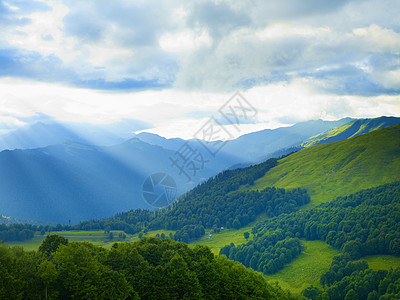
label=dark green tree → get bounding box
[38,234,68,258]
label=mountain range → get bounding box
[1,116,399,224]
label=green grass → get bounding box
[302,121,354,147]
[7,234,46,251]
[362,255,400,270]
[265,240,339,294]
[189,225,253,255]
[6,230,131,250]
[142,229,176,239]
[302,117,400,148]
[188,214,266,255]
[250,124,400,206]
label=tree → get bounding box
[108,232,114,241]
[38,261,57,300]
[244,232,250,240]
[233,217,241,229]
[38,234,68,258]
[53,243,132,298]
[301,285,322,299]
[164,254,202,299]
[345,289,358,300]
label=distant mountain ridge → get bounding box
[135,118,355,164]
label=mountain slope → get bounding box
[0,139,233,224]
[302,116,400,147]
[251,123,400,205]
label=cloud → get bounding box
[0,0,399,98]
[0,0,50,26]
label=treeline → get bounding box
[220,237,303,274]
[173,225,205,243]
[153,187,310,230]
[73,209,158,233]
[223,181,400,276]
[0,223,35,242]
[0,235,301,299]
[180,158,278,197]
[69,186,309,236]
[302,254,400,299]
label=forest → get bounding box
[0,223,35,242]
[302,254,400,299]
[0,235,300,299]
[222,181,400,299]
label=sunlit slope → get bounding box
[252,124,400,205]
[265,240,339,294]
[302,116,400,147]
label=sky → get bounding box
[0,0,399,139]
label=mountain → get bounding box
[4,121,400,299]
[302,116,400,147]
[134,132,186,151]
[135,118,355,165]
[87,123,400,298]
[251,123,400,205]
[0,138,234,224]
[1,117,395,224]
[0,118,150,151]
[221,118,354,162]
[76,124,400,235]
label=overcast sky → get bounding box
[0,0,399,139]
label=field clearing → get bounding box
[363,255,400,270]
[7,234,46,251]
[6,230,130,250]
[189,225,253,255]
[142,229,176,239]
[188,214,267,254]
[265,240,339,294]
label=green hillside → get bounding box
[265,240,339,294]
[302,116,400,148]
[252,124,400,205]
